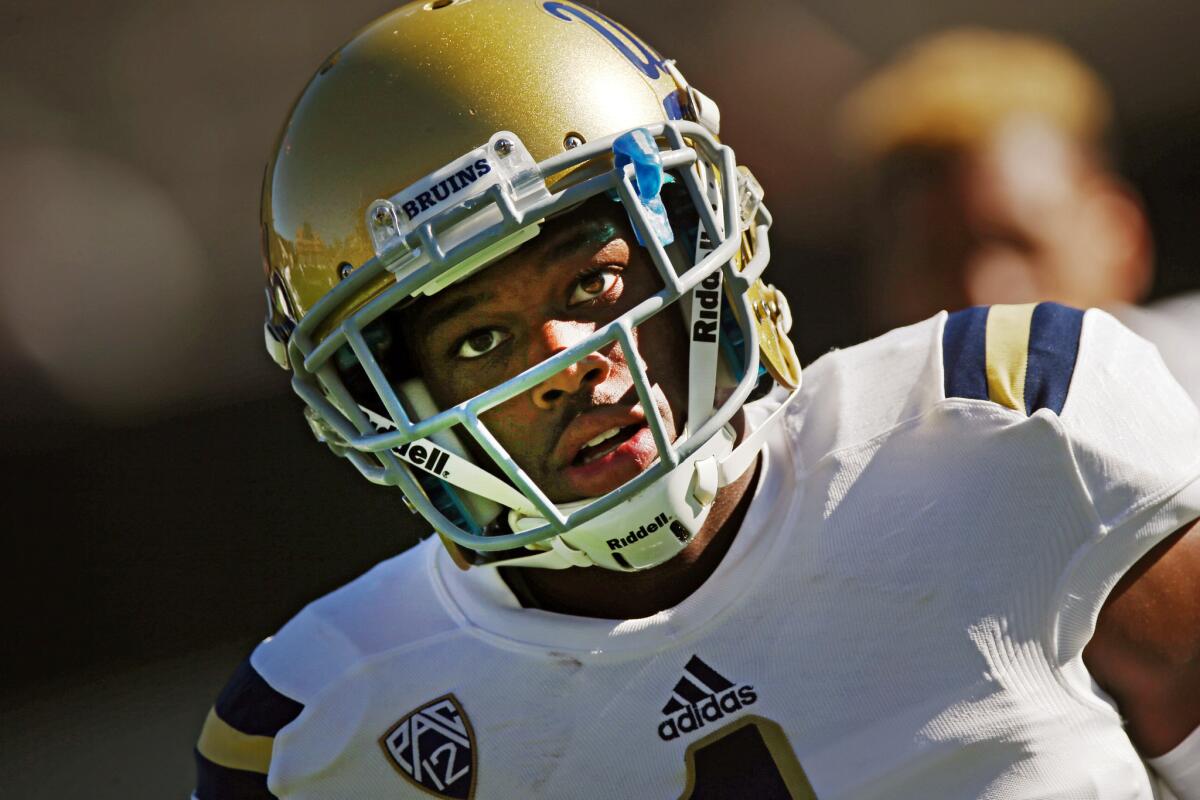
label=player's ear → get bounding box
[1081,175,1154,304]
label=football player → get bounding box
[195,3,1200,798]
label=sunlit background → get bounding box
[2,1,1197,796]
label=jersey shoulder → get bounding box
[942,301,1200,526]
[255,537,457,695]
[941,301,1084,415]
[791,302,1199,489]
[785,312,946,466]
[194,538,458,798]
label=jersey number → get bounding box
[679,715,817,799]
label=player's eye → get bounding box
[456,328,510,359]
[568,268,621,307]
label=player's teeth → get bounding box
[581,439,623,464]
[583,426,622,448]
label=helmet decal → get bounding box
[542,2,667,80]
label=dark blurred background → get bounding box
[2,1,1197,797]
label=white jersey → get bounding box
[195,304,1200,800]
[1109,292,1200,404]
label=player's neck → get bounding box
[499,452,761,619]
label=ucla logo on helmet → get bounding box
[380,694,477,800]
[542,1,667,79]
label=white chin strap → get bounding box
[491,385,800,571]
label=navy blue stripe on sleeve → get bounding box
[195,750,277,800]
[215,658,304,737]
[942,305,991,401]
[1024,302,1084,415]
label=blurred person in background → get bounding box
[839,28,1200,400]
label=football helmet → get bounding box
[262,0,801,571]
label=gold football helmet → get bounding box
[262,0,801,571]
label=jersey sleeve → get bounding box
[194,655,305,800]
[941,302,1200,666]
[942,301,1200,526]
[1057,307,1200,529]
[1048,307,1200,669]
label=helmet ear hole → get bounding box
[328,310,417,418]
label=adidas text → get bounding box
[657,687,758,741]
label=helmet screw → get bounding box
[494,138,513,157]
[337,262,354,280]
[563,133,584,150]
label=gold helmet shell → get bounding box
[262,0,688,353]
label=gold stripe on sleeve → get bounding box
[984,303,1037,412]
[196,707,274,775]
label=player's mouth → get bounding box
[555,407,662,497]
[572,423,644,465]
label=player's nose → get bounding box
[530,321,610,410]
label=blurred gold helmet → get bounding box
[261,0,801,571]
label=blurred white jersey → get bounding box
[1110,292,1200,404]
[195,304,1200,800]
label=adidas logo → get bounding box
[657,655,757,741]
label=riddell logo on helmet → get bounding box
[607,512,674,550]
[692,271,721,343]
[398,158,492,221]
[395,440,451,477]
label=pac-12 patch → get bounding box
[380,694,477,800]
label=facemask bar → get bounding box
[287,121,771,553]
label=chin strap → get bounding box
[688,382,803,507]
[482,383,803,571]
[717,385,800,487]
[479,532,596,571]
[487,532,600,568]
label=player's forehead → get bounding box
[514,197,631,270]
[418,201,630,309]
[434,201,624,292]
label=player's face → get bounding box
[403,199,690,503]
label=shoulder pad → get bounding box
[194,656,304,799]
[943,302,1084,415]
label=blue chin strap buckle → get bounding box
[612,128,674,248]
